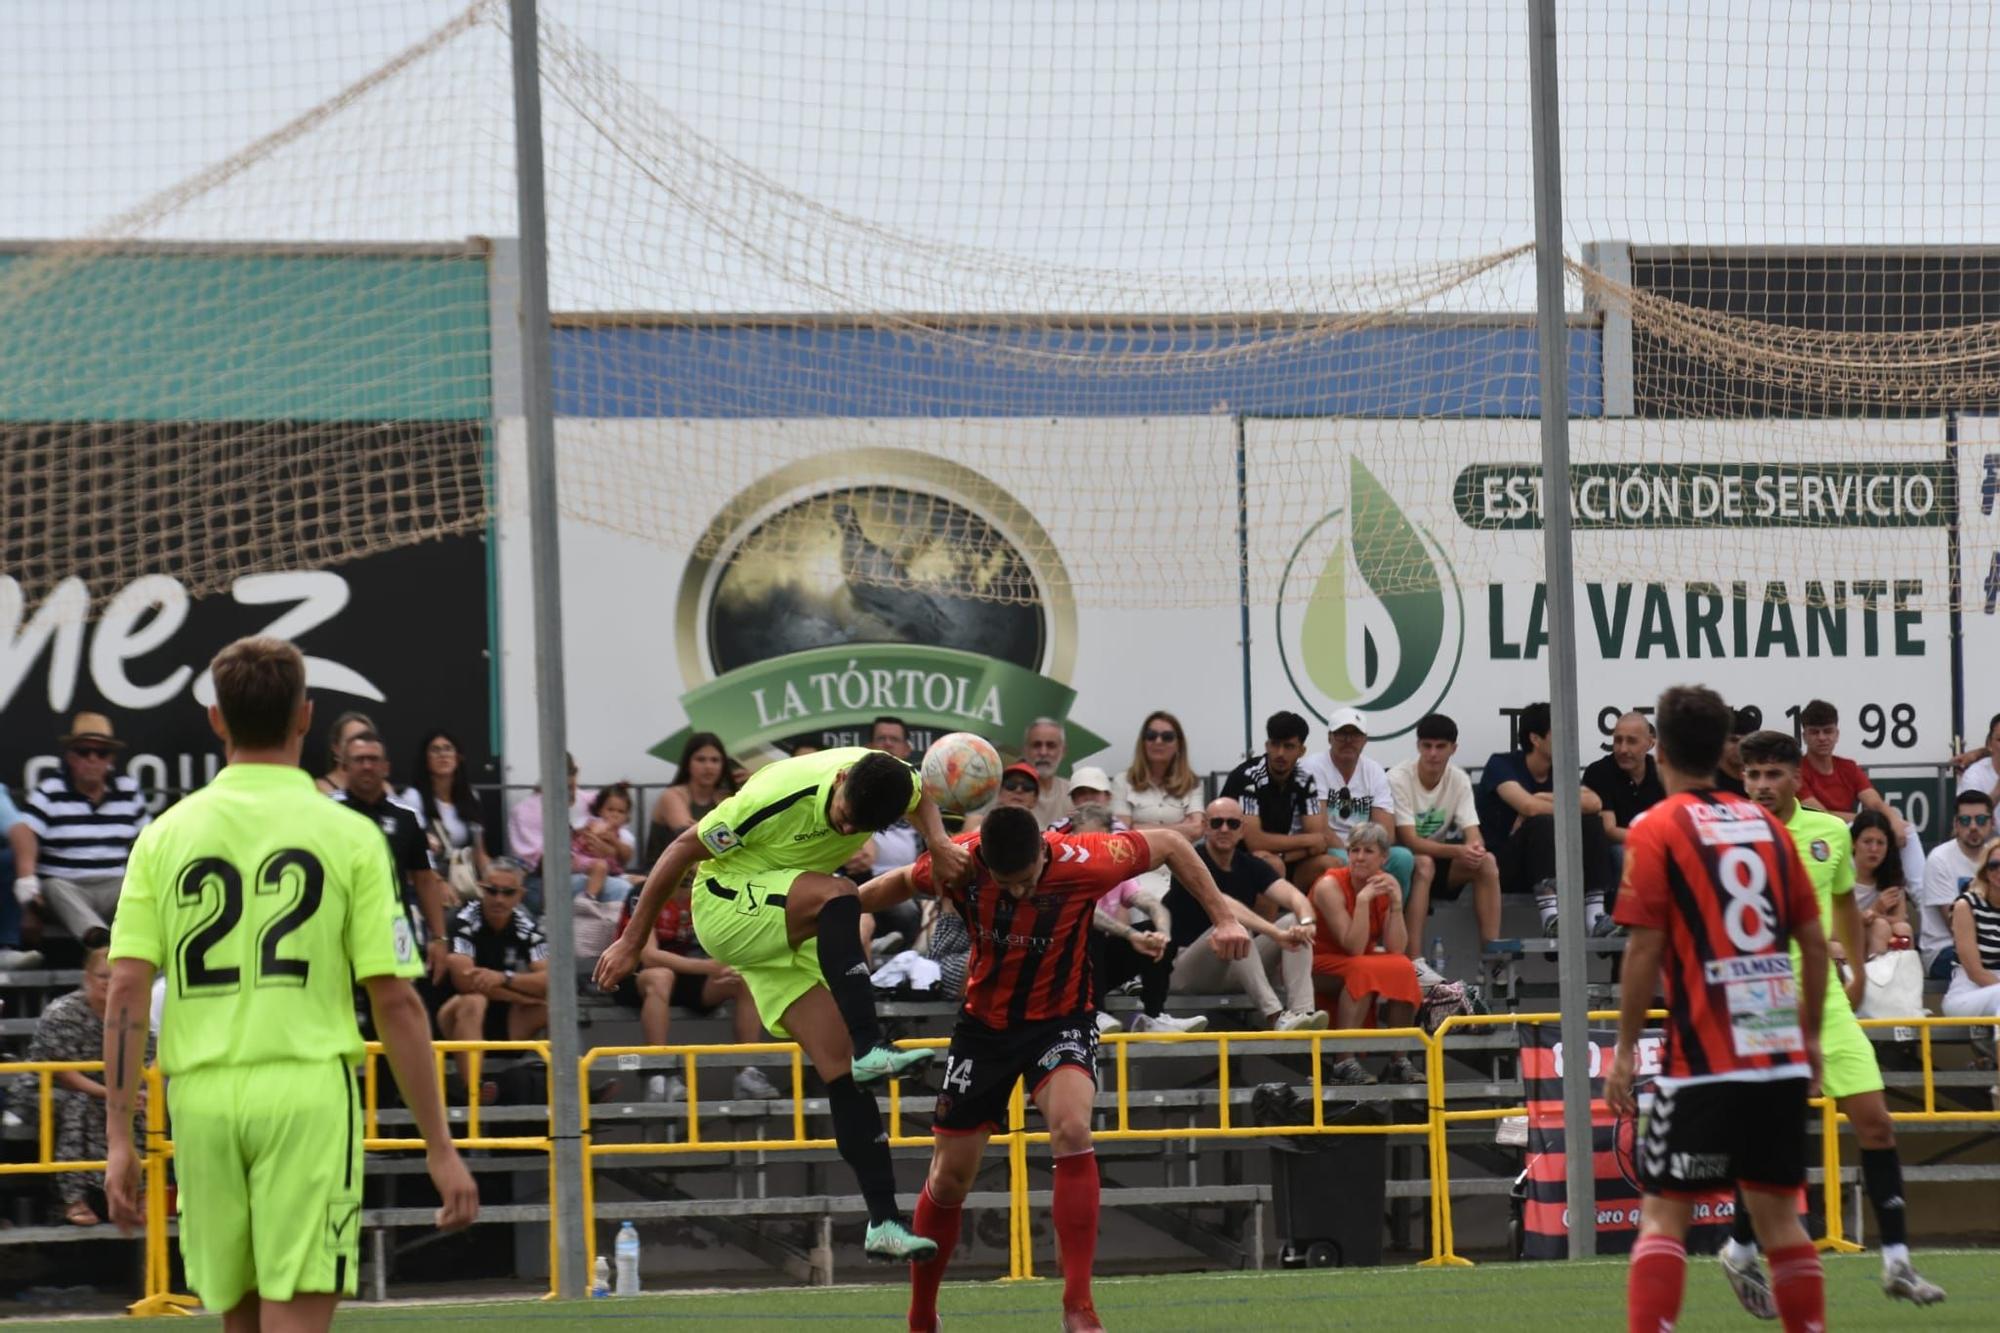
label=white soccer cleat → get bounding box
[1883,1258,1946,1306]
[1720,1241,1778,1320]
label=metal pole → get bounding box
[507,0,587,1298]
[1526,0,1596,1261]
[1236,416,1254,759]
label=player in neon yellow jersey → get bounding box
[102,636,477,1333]
[597,744,970,1261]
[1721,729,1945,1314]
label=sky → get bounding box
[2,1,1997,313]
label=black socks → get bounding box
[827,1073,899,1226]
[1860,1147,1908,1248]
[816,894,885,1053]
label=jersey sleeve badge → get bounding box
[392,915,416,964]
[701,822,739,855]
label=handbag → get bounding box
[430,815,481,905]
[1854,948,1924,1022]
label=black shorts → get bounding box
[612,965,721,1015]
[1638,1077,1809,1198]
[932,1012,1098,1136]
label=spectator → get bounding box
[1953,713,2000,805]
[1299,708,1419,899]
[1582,711,1666,860]
[1474,702,1617,936]
[964,763,1043,832]
[1050,767,1126,834]
[333,730,451,988]
[1016,717,1073,828]
[644,732,740,869]
[21,935,144,1224]
[1920,790,1990,979]
[1165,797,1328,1032]
[1797,699,1924,887]
[402,728,491,895]
[573,782,639,904]
[437,859,550,1092]
[1714,705,1762,797]
[507,753,596,912]
[17,712,150,941]
[921,898,972,1001]
[1220,710,1334,886]
[1851,809,1915,960]
[1310,824,1424,1085]
[1110,710,1205,841]
[608,886,774,1102]
[313,709,377,796]
[1388,712,1501,952]
[1070,803,1203,1035]
[1942,841,2000,1087]
[1,783,42,969]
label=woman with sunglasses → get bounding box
[1110,712,1204,842]
[1944,840,2000,1102]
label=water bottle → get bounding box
[591,1254,611,1298]
[614,1221,641,1296]
[1428,935,1448,979]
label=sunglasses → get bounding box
[1330,786,1356,819]
[1958,813,1993,827]
[481,884,523,899]
[70,746,116,760]
[1144,728,1178,743]
[1207,816,1242,830]
[1985,861,2000,875]
[1001,778,1039,794]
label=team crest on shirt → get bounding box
[1810,839,1830,862]
[1107,838,1135,865]
[701,823,739,855]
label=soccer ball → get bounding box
[921,732,1003,813]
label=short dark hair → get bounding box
[1731,705,1763,738]
[1985,711,2000,740]
[843,751,917,830]
[980,805,1043,875]
[871,715,908,739]
[1415,712,1459,744]
[1798,699,1839,729]
[1517,702,1551,751]
[211,636,306,750]
[1264,710,1309,744]
[591,782,633,816]
[1957,788,1994,812]
[1738,729,1802,768]
[1654,686,1731,778]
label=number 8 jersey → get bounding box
[1612,790,1823,1086]
[108,763,423,1076]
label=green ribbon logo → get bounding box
[651,644,1106,763]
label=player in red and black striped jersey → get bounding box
[860,805,1249,1333]
[1604,686,1832,1333]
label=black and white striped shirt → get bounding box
[22,774,150,877]
[1956,887,2000,972]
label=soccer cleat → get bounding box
[1883,1258,1946,1306]
[1094,1010,1123,1035]
[1588,914,1626,939]
[863,1217,938,1263]
[1382,1055,1424,1084]
[1275,1008,1330,1032]
[733,1066,780,1100]
[1060,1307,1105,1333]
[1327,1057,1378,1086]
[852,1043,935,1085]
[1541,915,1561,939]
[1138,1012,1208,1034]
[1720,1242,1779,1320]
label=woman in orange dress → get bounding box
[1310,823,1424,1083]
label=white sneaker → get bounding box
[1275,1009,1330,1032]
[733,1066,780,1100]
[1140,1012,1208,1033]
[1094,1010,1123,1035]
[645,1074,668,1102]
[648,1074,687,1104]
[1412,956,1445,990]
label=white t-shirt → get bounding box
[1109,772,1203,830]
[870,821,922,877]
[1959,756,1999,796]
[1299,751,1395,841]
[1387,760,1479,844]
[1920,840,1982,966]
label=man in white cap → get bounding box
[1051,767,1128,834]
[1299,709,1418,898]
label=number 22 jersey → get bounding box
[1612,790,1822,1086]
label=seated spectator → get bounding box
[1060,803,1202,1035]
[1582,711,1665,865]
[1954,712,2000,802]
[962,762,1043,832]
[1851,809,1916,959]
[608,885,774,1102]
[1,782,42,970]
[17,712,150,941]
[22,934,144,1225]
[314,709,377,796]
[1220,710,1335,886]
[1110,710,1205,842]
[1943,842,2000,1097]
[1713,705,1762,797]
[1309,824,1424,1085]
[645,732,740,869]
[1921,790,1991,980]
[1797,698,1924,886]
[921,897,972,1001]
[1020,717,1073,828]
[1388,712,1501,952]
[402,729,492,896]
[573,782,639,904]
[1050,766,1128,834]
[1300,708,1420,901]
[506,753,591,913]
[1474,702,1617,937]
[1165,797,1328,1032]
[437,859,551,1092]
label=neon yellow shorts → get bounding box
[690,865,815,1038]
[167,1059,362,1313]
[1819,999,1886,1102]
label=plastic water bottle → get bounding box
[591,1255,611,1298]
[1429,935,1448,978]
[614,1221,641,1296]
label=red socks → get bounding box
[907,1185,962,1332]
[1626,1233,1687,1332]
[1768,1243,1826,1332]
[1052,1149,1101,1315]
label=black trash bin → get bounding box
[1270,1100,1388,1268]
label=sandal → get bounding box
[64,1200,100,1227]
